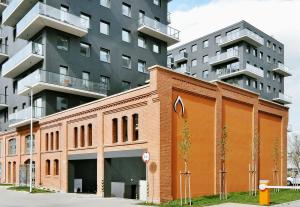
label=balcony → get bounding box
[2,42,44,79]
[167,57,174,68]
[209,50,239,66]
[138,16,180,46]
[174,52,188,64]
[217,64,264,80]
[9,106,44,128]
[18,69,107,98]
[174,65,191,75]
[167,12,171,24]
[2,0,39,27]
[273,63,292,77]
[273,92,292,105]
[219,29,264,48]
[0,44,9,64]
[0,0,8,13]
[0,94,8,110]
[17,2,88,40]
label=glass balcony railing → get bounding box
[217,64,264,79]
[174,52,188,63]
[174,66,190,74]
[0,94,7,105]
[0,44,8,54]
[18,69,108,96]
[167,12,171,24]
[209,50,239,65]
[9,106,44,127]
[17,2,88,38]
[273,63,292,76]
[273,92,292,104]
[138,16,180,45]
[2,42,44,78]
[219,28,264,47]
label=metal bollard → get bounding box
[259,180,270,206]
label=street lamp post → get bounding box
[27,86,33,193]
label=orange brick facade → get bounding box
[0,66,288,203]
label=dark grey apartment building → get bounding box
[168,20,292,105]
[0,0,180,131]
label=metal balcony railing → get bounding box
[18,69,108,96]
[219,28,264,46]
[9,106,44,126]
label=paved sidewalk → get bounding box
[0,186,146,207]
[210,203,260,207]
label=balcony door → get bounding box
[59,66,69,86]
[33,98,42,118]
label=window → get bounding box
[0,141,1,157]
[100,48,110,63]
[50,132,54,151]
[45,133,49,151]
[203,55,208,63]
[122,116,128,142]
[153,43,160,53]
[273,58,276,64]
[80,13,90,29]
[138,60,147,73]
[267,71,271,78]
[153,0,160,6]
[100,20,110,35]
[253,81,257,89]
[122,3,131,17]
[46,160,50,176]
[25,135,35,154]
[191,44,197,52]
[88,124,92,146]
[122,81,131,91]
[0,162,2,178]
[80,125,85,147]
[132,114,139,141]
[216,51,220,56]
[273,73,276,81]
[203,40,209,48]
[253,49,257,57]
[100,0,111,8]
[215,35,221,44]
[13,81,17,94]
[267,55,271,63]
[245,46,250,54]
[100,76,110,90]
[179,48,186,54]
[82,71,90,87]
[267,85,271,93]
[122,55,131,69]
[273,43,276,51]
[57,36,69,51]
[112,118,118,143]
[245,78,250,86]
[138,36,146,48]
[202,70,209,79]
[259,52,263,59]
[259,83,263,91]
[122,29,131,43]
[278,47,282,54]
[80,43,90,57]
[56,97,68,112]
[267,40,271,48]
[74,127,78,148]
[8,139,16,155]
[54,159,59,176]
[191,59,197,67]
[55,131,59,150]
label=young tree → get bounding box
[180,118,191,172]
[289,134,300,174]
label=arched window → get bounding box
[80,125,85,147]
[132,114,139,141]
[122,116,128,142]
[50,132,54,151]
[46,160,50,175]
[74,127,78,148]
[88,124,92,146]
[25,135,35,154]
[112,118,118,143]
[54,159,59,176]
[8,138,16,155]
[55,131,59,150]
[45,133,49,151]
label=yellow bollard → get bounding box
[259,180,270,206]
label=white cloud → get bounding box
[170,0,300,131]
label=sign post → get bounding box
[142,152,150,203]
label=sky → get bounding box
[168,0,300,133]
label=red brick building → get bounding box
[0,66,288,203]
